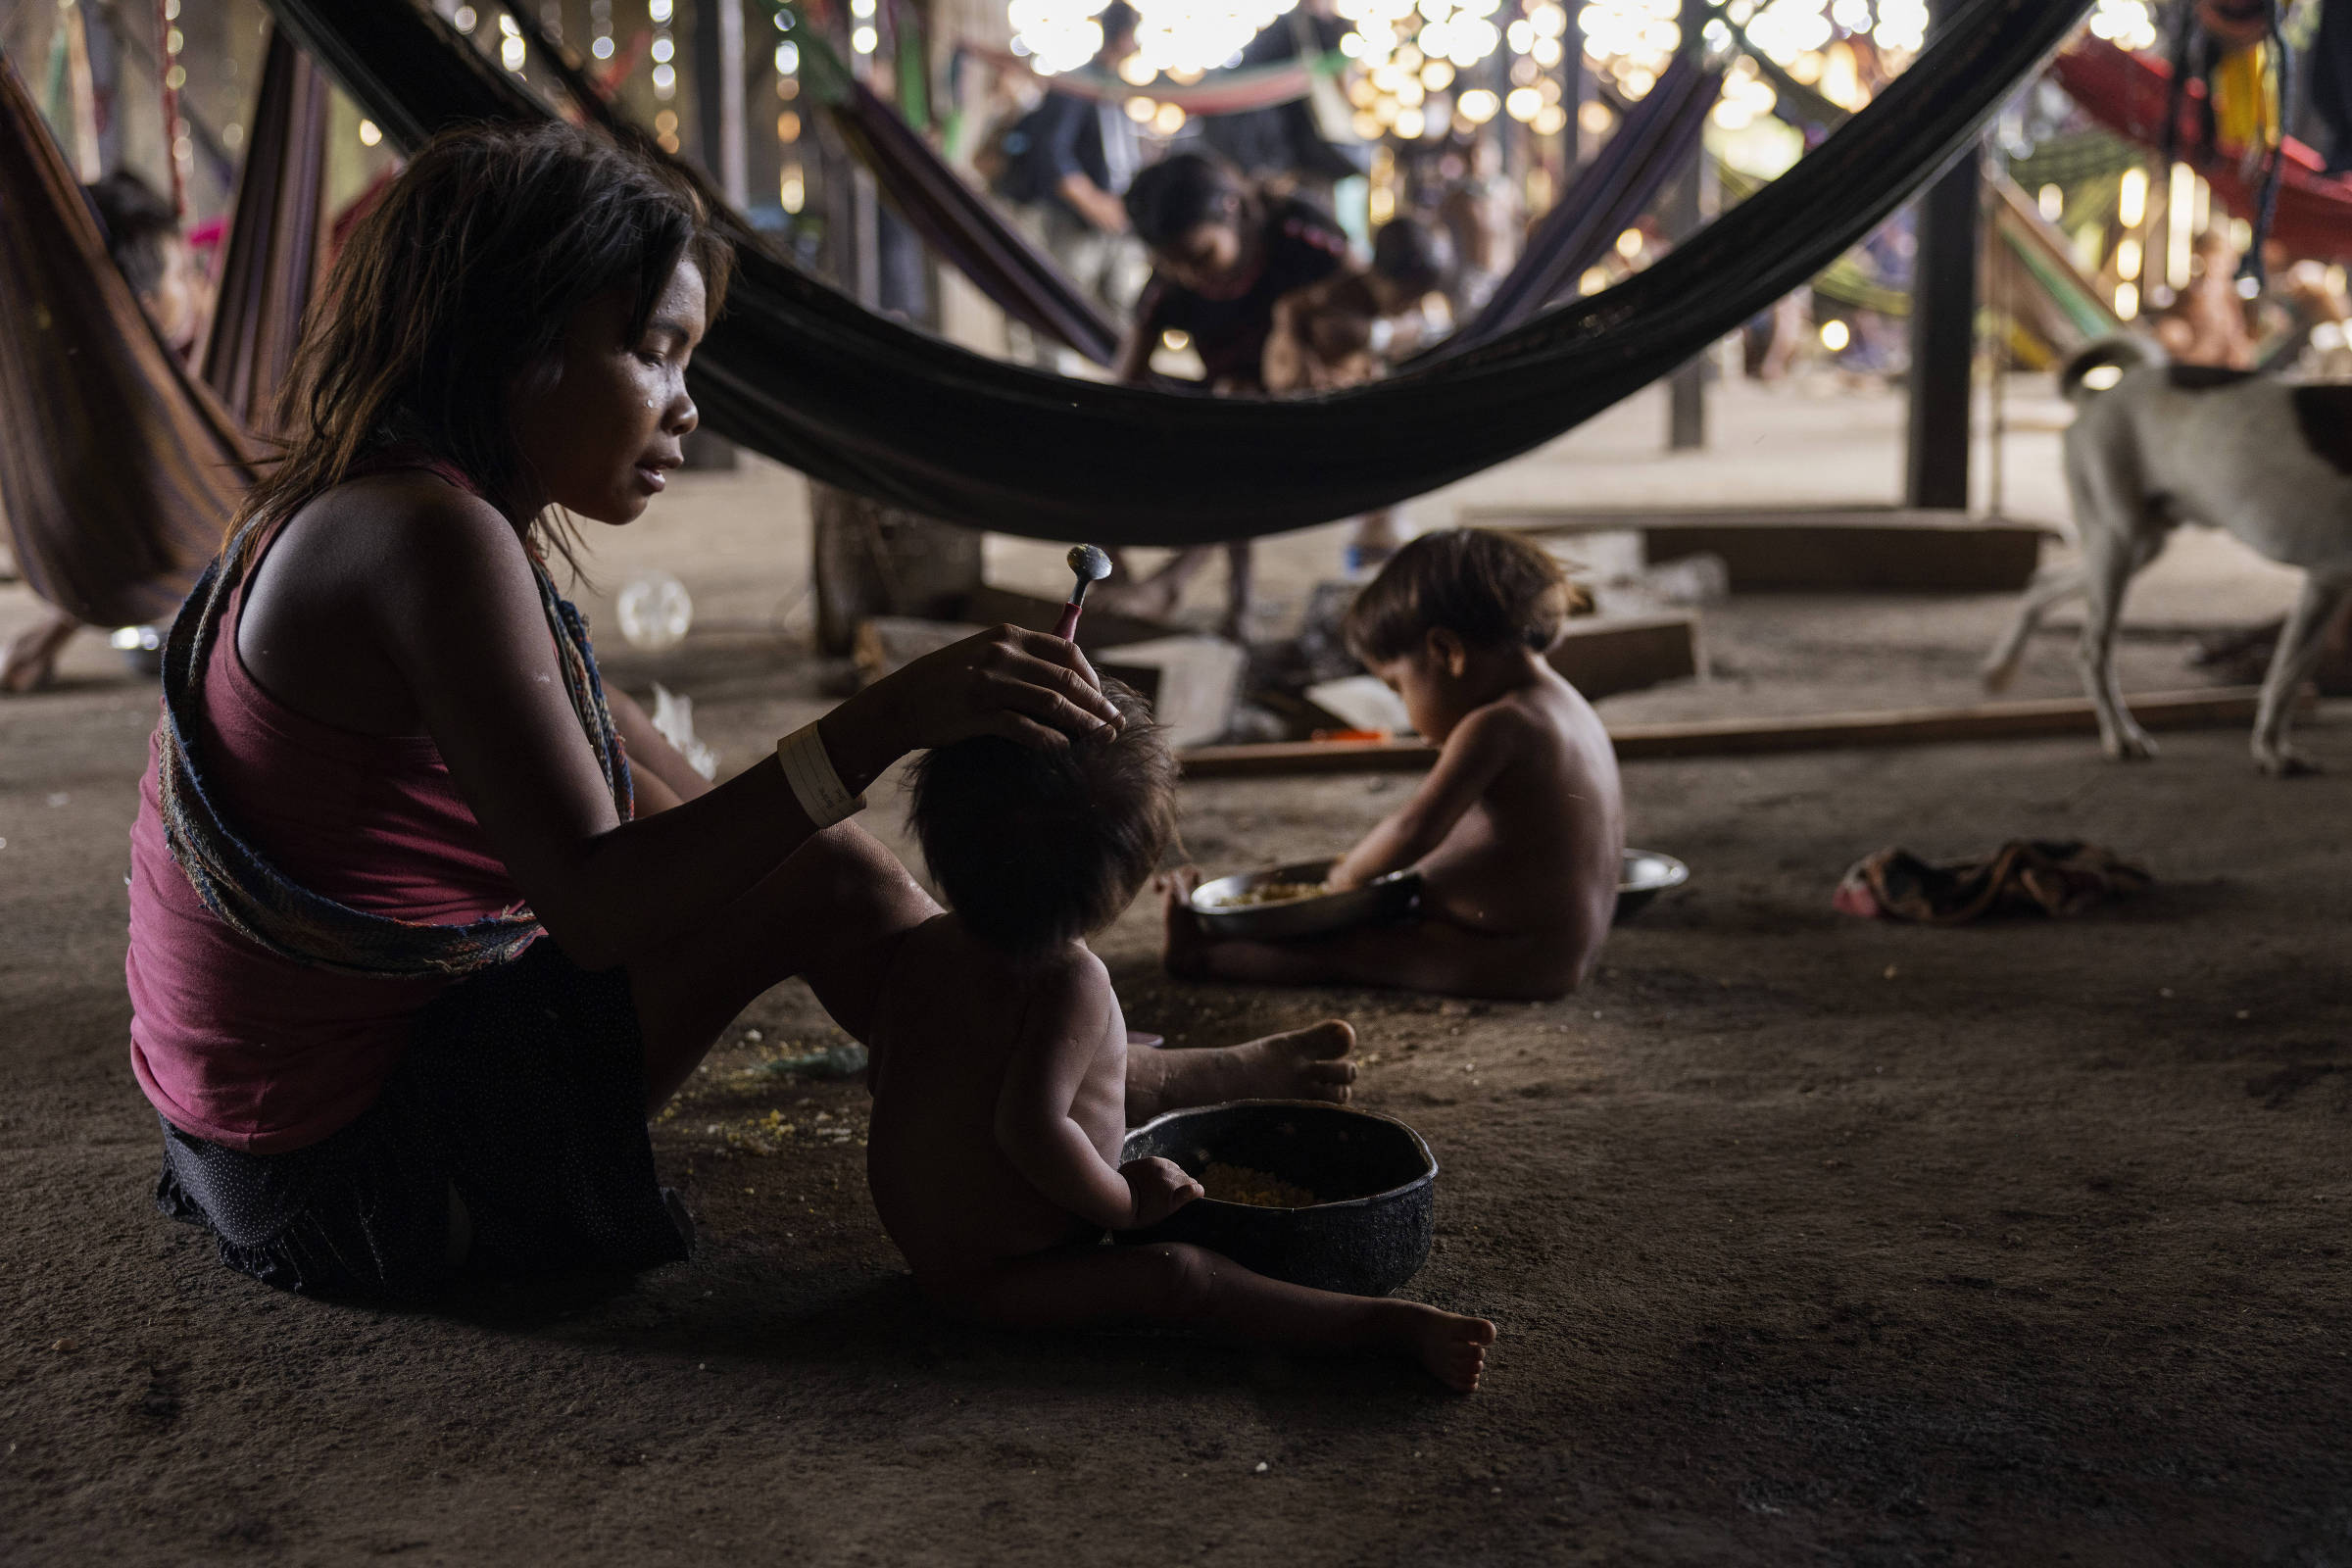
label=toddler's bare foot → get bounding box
[1399,1305,1496,1393]
[1125,1018,1357,1120]
[1160,867,1211,980]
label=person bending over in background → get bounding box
[1095,154,1349,640]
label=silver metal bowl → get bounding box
[1615,847,1690,922]
[1188,858,1422,941]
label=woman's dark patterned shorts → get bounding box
[155,941,692,1301]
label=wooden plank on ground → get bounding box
[1466,504,2058,593]
[1095,636,1247,751]
[1550,612,1702,699]
[1178,687,2288,777]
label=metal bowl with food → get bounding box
[1614,848,1690,923]
[1118,1100,1437,1297]
[1187,858,1422,941]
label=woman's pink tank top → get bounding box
[125,515,529,1152]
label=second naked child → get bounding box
[1165,529,1625,1001]
[865,682,1496,1391]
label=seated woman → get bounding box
[130,122,1352,1301]
[1164,530,1623,1002]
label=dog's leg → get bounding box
[2073,495,2161,763]
[1982,563,2086,693]
[2252,574,2352,776]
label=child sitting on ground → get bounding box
[866,681,1494,1392]
[1165,529,1624,1001]
[1262,216,1453,395]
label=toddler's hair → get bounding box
[1344,527,1581,664]
[908,680,1177,956]
[1125,153,1246,251]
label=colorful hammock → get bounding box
[0,50,255,627]
[258,0,2089,544]
[2053,35,2352,264]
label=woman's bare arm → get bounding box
[375,492,1120,970]
[1326,704,1521,890]
[606,687,709,808]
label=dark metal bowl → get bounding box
[1117,1100,1437,1297]
[1188,859,1421,941]
[1614,848,1690,923]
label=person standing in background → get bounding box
[1011,1,1145,314]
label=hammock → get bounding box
[196,24,329,436]
[265,0,2087,544]
[0,50,255,627]
[1443,55,1721,355]
[2053,35,2352,264]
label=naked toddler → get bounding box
[1165,528,1625,1000]
[864,682,1495,1391]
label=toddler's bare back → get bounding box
[1419,673,1624,952]
[864,915,1129,1280]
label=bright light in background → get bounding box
[2038,183,2063,221]
[2116,281,2139,320]
[358,119,382,146]
[2088,0,2158,51]
[1012,0,1301,78]
[852,24,878,51]
[2119,165,2147,228]
[1819,318,1849,351]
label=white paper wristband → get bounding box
[775,721,865,829]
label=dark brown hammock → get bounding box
[0,49,254,627]
[266,0,2092,545]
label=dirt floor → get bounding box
[4,381,2349,1564]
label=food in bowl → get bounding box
[1200,1161,1319,1208]
[1200,879,1329,909]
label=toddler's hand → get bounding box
[1118,1156,1203,1229]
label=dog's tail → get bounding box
[2059,337,2159,404]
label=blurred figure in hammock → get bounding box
[4,171,204,695]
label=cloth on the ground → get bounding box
[1140,196,1348,389]
[262,0,2093,542]
[1833,840,2151,924]
[155,940,690,1300]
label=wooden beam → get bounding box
[1548,612,1702,699]
[1178,687,2295,777]
[1469,504,2054,593]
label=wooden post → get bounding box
[808,484,986,656]
[1665,0,1709,452]
[1904,0,1981,512]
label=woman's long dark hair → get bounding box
[233,121,733,569]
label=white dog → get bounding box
[1983,338,2352,775]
